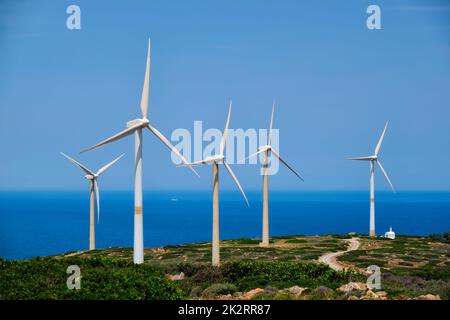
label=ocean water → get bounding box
[0,191,449,260]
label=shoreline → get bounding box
[3,232,448,261]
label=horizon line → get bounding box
[0,189,448,193]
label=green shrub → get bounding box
[229,238,261,245]
[273,291,296,300]
[190,265,224,284]
[220,260,353,291]
[285,239,307,244]
[301,253,323,260]
[271,235,303,239]
[331,234,353,239]
[310,286,335,299]
[382,273,450,299]
[428,232,450,243]
[202,283,238,297]
[0,257,184,300]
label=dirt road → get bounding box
[318,238,360,271]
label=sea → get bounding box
[0,191,449,260]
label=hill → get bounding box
[1,234,448,300]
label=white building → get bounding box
[384,226,395,239]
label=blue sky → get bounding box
[0,0,449,191]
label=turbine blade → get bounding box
[219,101,232,155]
[346,156,373,161]
[97,154,125,176]
[94,179,100,223]
[177,159,210,167]
[223,161,250,207]
[147,125,199,177]
[240,148,266,163]
[80,123,141,154]
[376,160,395,192]
[268,101,275,145]
[60,152,94,175]
[374,121,388,156]
[140,39,151,119]
[271,149,304,181]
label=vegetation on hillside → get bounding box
[169,260,356,298]
[427,232,450,243]
[337,235,450,299]
[0,257,184,300]
[1,234,448,300]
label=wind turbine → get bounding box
[347,122,395,237]
[80,39,198,264]
[245,102,303,247]
[61,152,124,250]
[182,101,249,266]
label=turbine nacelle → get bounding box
[205,154,225,163]
[258,145,272,152]
[126,118,150,128]
[347,155,377,161]
[84,174,96,180]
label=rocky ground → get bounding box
[203,282,441,300]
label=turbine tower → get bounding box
[347,122,395,237]
[61,152,123,250]
[246,102,303,247]
[182,102,249,266]
[80,39,198,264]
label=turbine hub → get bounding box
[205,154,224,162]
[126,118,149,128]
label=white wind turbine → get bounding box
[245,102,303,247]
[182,102,249,266]
[61,152,124,250]
[80,39,198,264]
[347,122,395,237]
